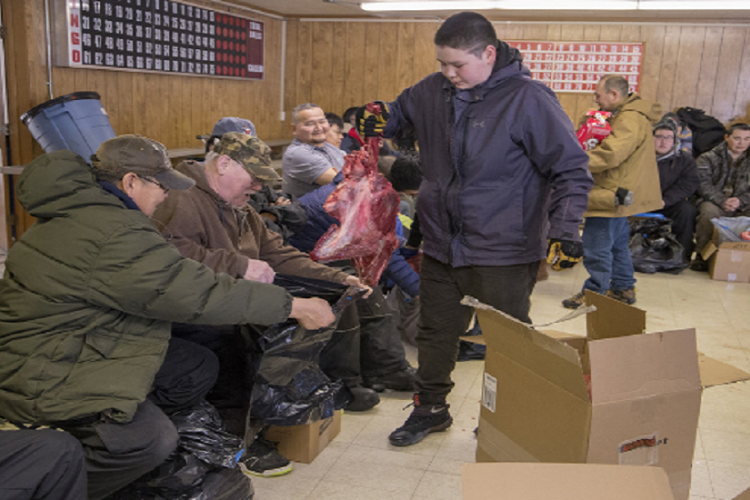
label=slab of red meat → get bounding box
[310,139,400,286]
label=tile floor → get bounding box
[252,264,750,500]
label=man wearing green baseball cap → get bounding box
[0,134,335,499]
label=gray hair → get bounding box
[600,74,629,96]
[204,151,220,166]
[292,103,322,124]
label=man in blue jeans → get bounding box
[563,75,662,308]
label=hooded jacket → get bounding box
[0,151,292,425]
[384,41,592,267]
[152,160,349,284]
[585,93,663,217]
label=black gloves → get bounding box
[356,101,390,138]
[547,239,584,271]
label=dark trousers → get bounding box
[656,200,697,262]
[357,286,410,378]
[416,256,539,403]
[59,338,219,500]
[0,429,88,500]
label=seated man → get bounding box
[651,118,700,263]
[282,103,345,199]
[692,122,750,271]
[0,135,332,499]
[152,133,382,476]
[325,112,345,150]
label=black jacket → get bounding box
[657,150,700,207]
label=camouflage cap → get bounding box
[92,134,195,190]
[212,132,280,182]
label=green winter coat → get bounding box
[0,151,293,425]
[585,93,663,217]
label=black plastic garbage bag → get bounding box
[113,466,253,500]
[629,217,687,274]
[169,401,244,469]
[249,274,365,427]
[110,401,250,500]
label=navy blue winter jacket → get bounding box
[289,173,421,298]
[384,41,592,267]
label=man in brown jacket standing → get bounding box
[153,132,380,478]
[564,75,662,308]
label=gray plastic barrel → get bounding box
[21,91,116,162]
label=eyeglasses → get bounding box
[138,175,170,193]
[654,135,674,141]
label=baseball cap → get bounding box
[211,117,257,137]
[91,135,195,190]
[212,132,280,182]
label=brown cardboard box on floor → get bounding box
[701,227,750,283]
[472,291,702,500]
[265,410,341,464]
[462,463,675,500]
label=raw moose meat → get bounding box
[310,137,400,286]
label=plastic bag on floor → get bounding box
[109,402,250,500]
[249,274,365,426]
[169,401,244,469]
[629,217,687,274]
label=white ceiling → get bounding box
[228,0,750,22]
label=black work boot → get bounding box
[344,385,380,412]
[388,395,452,447]
[363,367,416,392]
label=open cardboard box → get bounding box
[265,410,341,464]
[701,227,750,283]
[471,291,702,500]
[463,463,675,500]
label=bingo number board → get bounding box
[507,41,643,93]
[65,0,264,79]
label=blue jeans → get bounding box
[582,217,636,293]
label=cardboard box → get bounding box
[734,488,750,500]
[473,291,702,500]
[701,227,750,282]
[265,410,341,463]
[463,463,675,500]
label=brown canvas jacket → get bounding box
[153,160,348,284]
[585,93,663,217]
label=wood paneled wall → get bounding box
[284,20,750,127]
[2,0,284,238]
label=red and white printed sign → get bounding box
[507,41,643,93]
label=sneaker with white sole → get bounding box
[239,435,292,478]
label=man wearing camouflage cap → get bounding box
[0,134,334,498]
[153,132,377,477]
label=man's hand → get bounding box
[290,297,335,330]
[343,275,373,298]
[547,239,584,271]
[356,101,390,138]
[723,197,741,212]
[243,259,275,283]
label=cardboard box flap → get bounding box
[588,329,700,403]
[699,353,750,387]
[462,463,675,500]
[734,488,750,500]
[701,240,718,261]
[585,290,646,340]
[475,307,589,402]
